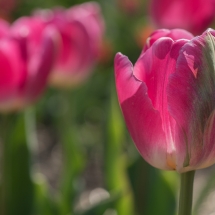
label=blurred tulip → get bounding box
[115,28,215,173]
[34,2,105,88]
[0,17,57,112]
[150,0,215,35]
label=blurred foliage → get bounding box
[127,157,177,215]
[13,0,89,18]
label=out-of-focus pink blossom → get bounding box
[0,17,57,112]
[115,28,215,172]
[150,0,215,35]
[34,2,105,88]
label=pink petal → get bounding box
[134,37,189,171]
[115,53,172,170]
[66,2,105,59]
[24,27,57,103]
[168,30,215,171]
[49,19,93,88]
[144,29,193,51]
[57,20,91,73]
[0,39,25,102]
[10,16,46,60]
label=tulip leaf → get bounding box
[0,113,34,215]
[32,173,59,215]
[104,81,134,215]
[127,155,176,215]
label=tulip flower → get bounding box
[33,2,105,88]
[115,28,215,173]
[150,0,215,35]
[0,17,57,112]
[115,29,215,215]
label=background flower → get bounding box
[0,18,57,111]
[33,2,105,88]
[149,0,215,35]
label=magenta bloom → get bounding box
[0,17,57,112]
[34,2,105,88]
[115,28,215,172]
[150,0,215,35]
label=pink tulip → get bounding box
[115,28,215,172]
[33,2,105,88]
[143,29,193,51]
[0,17,57,112]
[150,0,215,35]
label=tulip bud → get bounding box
[115,28,215,172]
[0,17,57,112]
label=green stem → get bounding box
[0,113,34,215]
[54,90,85,214]
[178,171,195,215]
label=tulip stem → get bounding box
[178,171,195,215]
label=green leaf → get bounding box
[127,156,177,215]
[0,113,34,215]
[33,173,59,215]
[104,82,134,215]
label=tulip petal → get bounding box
[134,38,190,170]
[0,39,25,102]
[115,53,172,170]
[24,27,57,103]
[168,30,215,171]
[11,17,45,49]
[49,19,93,87]
[144,29,193,51]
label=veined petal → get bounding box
[144,29,193,52]
[134,38,189,171]
[115,53,172,170]
[168,30,215,171]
